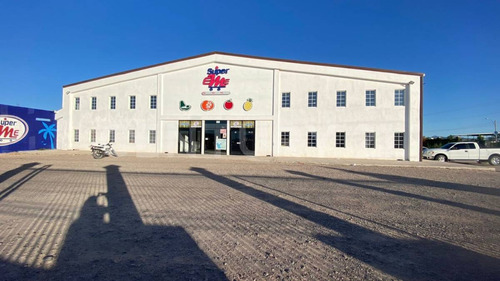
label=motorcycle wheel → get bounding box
[92,149,104,159]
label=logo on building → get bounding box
[223,99,233,110]
[201,100,215,111]
[180,100,191,111]
[202,66,230,91]
[0,115,29,146]
[243,98,253,111]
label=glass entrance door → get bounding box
[230,121,255,156]
[178,121,202,154]
[204,120,227,155]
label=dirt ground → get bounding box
[0,151,499,280]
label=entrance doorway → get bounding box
[178,121,202,154]
[230,121,255,156]
[204,120,227,155]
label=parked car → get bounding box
[423,142,500,166]
[422,146,429,156]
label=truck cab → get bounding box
[423,142,500,165]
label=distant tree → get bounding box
[423,135,462,148]
[477,135,485,147]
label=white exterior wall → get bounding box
[59,76,158,152]
[158,64,274,156]
[57,53,422,161]
[277,71,409,160]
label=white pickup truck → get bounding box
[423,142,500,166]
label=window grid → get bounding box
[394,132,404,149]
[282,92,290,108]
[75,97,80,110]
[130,96,136,109]
[74,129,79,142]
[308,92,317,107]
[365,132,376,148]
[336,132,346,148]
[109,130,115,143]
[366,90,376,106]
[336,91,346,107]
[91,97,97,110]
[149,130,156,144]
[281,132,290,146]
[150,95,157,109]
[308,132,317,147]
[129,130,135,143]
[395,89,405,106]
[90,129,96,143]
[110,96,116,109]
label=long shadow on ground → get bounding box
[192,167,500,281]
[0,163,46,201]
[2,165,227,281]
[287,169,500,217]
[0,162,40,184]
[324,166,500,197]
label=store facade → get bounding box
[56,52,424,161]
[1,104,57,153]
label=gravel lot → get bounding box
[0,151,499,280]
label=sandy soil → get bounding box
[0,151,499,280]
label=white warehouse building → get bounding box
[56,52,424,161]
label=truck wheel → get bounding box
[489,155,500,166]
[435,154,447,162]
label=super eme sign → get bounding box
[202,66,230,92]
[0,104,56,153]
[0,115,29,146]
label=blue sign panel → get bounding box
[0,104,56,153]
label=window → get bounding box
[90,129,96,143]
[308,132,317,147]
[130,96,136,109]
[453,143,468,150]
[91,97,97,110]
[75,97,80,110]
[365,132,376,148]
[281,132,290,146]
[110,96,116,109]
[336,91,346,107]
[467,143,477,149]
[394,133,404,149]
[336,132,346,148]
[308,92,317,107]
[109,130,115,143]
[150,95,157,109]
[149,130,156,144]
[129,130,135,143]
[366,90,376,106]
[282,92,290,108]
[395,89,405,106]
[74,129,79,142]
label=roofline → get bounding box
[63,51,425,88]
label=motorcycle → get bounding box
[90,143,118,159]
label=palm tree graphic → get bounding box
[38,122,56,149]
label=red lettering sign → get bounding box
[0,126,16,137]
[202,66,230,91]
[0,115,29,146]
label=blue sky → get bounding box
[0,0,498,137]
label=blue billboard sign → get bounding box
[0,104,56,153]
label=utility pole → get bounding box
[486,118,498,142]
[495,120,498,142]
